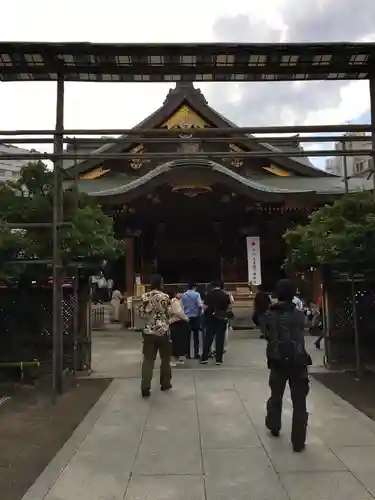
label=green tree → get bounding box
[284,191,375,271]
[0,161,121,281]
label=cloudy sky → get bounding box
[1,0,375,168]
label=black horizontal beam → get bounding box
[1,40,374,49]
[1,134,372,145]
[4,259,54,265]
[0,124,371,136]
[1,41,374,58]
[0,149,373,161]
[0,134,371,145]
[0,63,370,76]
[0,222,72,229]
[1,41,374,82]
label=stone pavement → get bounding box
[23,330,375,500]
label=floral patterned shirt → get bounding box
[139,289,171,336]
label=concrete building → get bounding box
[325,132,373,177]
[0,144,33,182]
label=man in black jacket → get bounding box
[201,280,231,365]
[264,279,312,452]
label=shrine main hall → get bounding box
[65,82,370,297]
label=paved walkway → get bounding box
[23,330,375,500]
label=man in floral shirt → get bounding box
[139,274,172,398]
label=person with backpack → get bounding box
[263,279,312,452]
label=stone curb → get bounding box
[22,379,119,500]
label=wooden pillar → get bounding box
[125,237,134,296]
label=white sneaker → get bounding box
[170,361,177,367]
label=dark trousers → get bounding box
[314,308,324,349]
[141,334,172,392]
[314,334,324,349]
[187,316,201,357]
[202,316,227,362]
[170,320,189,358]
[266,365,309,447]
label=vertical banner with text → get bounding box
[246,236,262,285]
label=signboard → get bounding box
[246,236,262,285]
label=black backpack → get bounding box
[274,309,307,365]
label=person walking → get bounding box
[169,291,189,366]
[201,280,231,365]
[107,278,114,302]
[263,279,312,452]
[253,287,271,338]
[210,288,234,358]
[312,294,324,349]
[292,293,304,311]
[110,285,123,322]
[138,274,172,398]
[181,282,203,359]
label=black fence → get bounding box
[323,271,375,370]
[0,284,91,374]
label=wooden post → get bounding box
[125,237,134,296]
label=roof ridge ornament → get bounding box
[164,81,208,104]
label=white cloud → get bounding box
[303,81,370,127]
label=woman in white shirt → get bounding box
[169,291,189,365]
[110,286,123,322]
[292,295,303,311]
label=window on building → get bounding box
[354,160,366,173]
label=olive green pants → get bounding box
[141,334,172,392]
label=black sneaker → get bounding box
[265,419,280,437]
[141,389,151,398]
[160,384,172,391]
[293,443,305,452]
[216,361,223,366]
[200,359,208,364]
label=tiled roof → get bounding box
[72,159,370,201]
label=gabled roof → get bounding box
[65,82,331,177]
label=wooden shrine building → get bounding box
[65,82,371,297]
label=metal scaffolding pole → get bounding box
[342,139,361,378]
[72,141,79,378]
[0,148,374,162]
[0,123,371,137]
[0,134,372,145]
[370,79,375,196]
[52,75,65,398]
[342,141,349,194]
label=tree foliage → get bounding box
[284,191,375,271]
[0,161,121,281]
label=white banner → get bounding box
[246,236,262,285]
